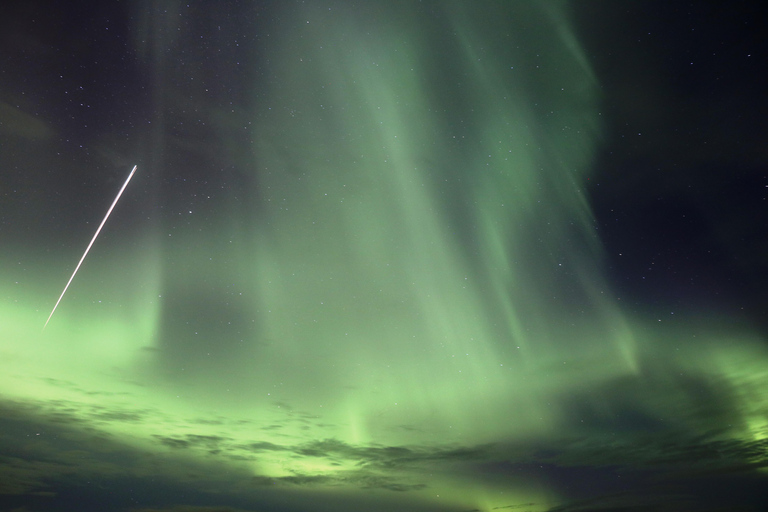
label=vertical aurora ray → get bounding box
[243,1,638,444]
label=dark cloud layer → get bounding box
[2,392,767,511]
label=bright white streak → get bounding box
[43,165,138,330]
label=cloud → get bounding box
[132,507,257,512]
[3,383,768,512]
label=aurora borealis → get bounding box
[2,1,767,511]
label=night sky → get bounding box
[1,1,767,512]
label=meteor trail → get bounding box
[43,165,138,330]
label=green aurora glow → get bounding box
[1,2,767,511]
